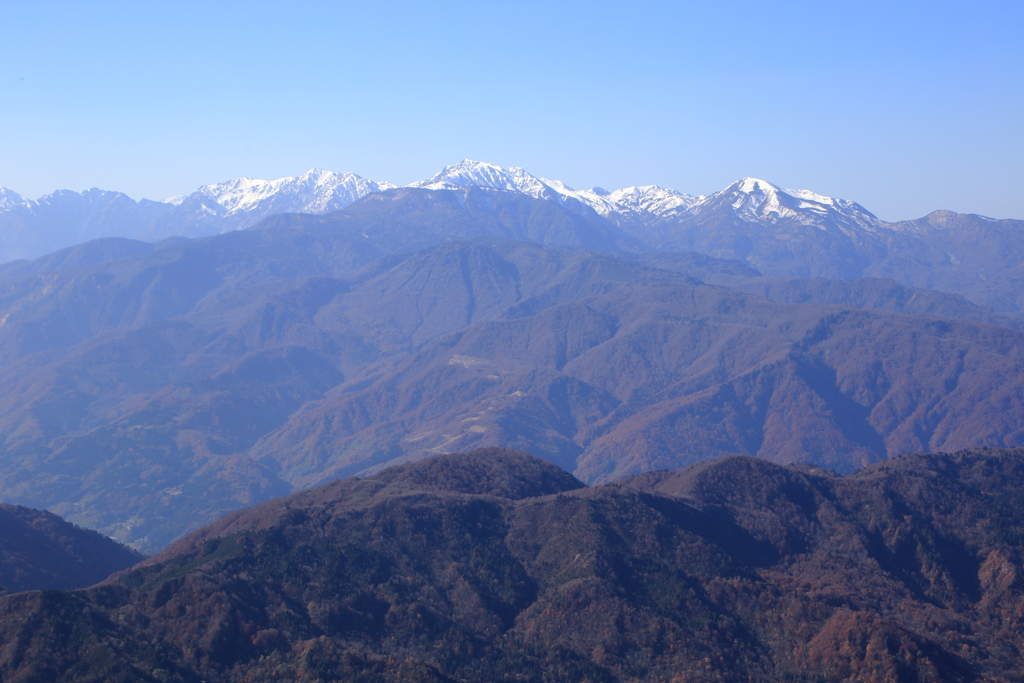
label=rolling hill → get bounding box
[0,503,143,593]
[2,447,1023,682]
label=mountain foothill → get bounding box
[0,502,143,594]
[3,447,1024,681]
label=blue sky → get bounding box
[1,0,1021,221]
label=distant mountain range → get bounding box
[3,447,1024,682]
[4,162,1024,679]
[1,186,1023,551]
[4,160,1023,315]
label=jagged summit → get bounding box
[408,159,575,210]
[0,163,872,234]
[603,184,704,220]
[0,188,30,210]
[408,160,704,224]
[2,163,1007,293]
[410,159,540,193]
[167,168,398,216]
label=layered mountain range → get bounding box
[0,184,1022,552]
[4,161,1024,315]
[3,447,1024,682]
[4,156,1024,683]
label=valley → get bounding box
[1,176,1023,552]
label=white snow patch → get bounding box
[0,188,31,211]
[409,160,702,222]
[168,169,397,217]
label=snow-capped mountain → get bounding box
[8,161,1024,316]
[410,160,557,199]
[633,176,917,280]
[168,168,396,217]
[122,168,401,242]
[695,177,885,231]
[408,160,703,226]
[600,185,704,224]
[406,162,896,259]
[0,188,171,263]
[3,162,879,260]
[0,188,31,211]
[0,169,401,261]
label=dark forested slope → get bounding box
[0,503,143,593]
[3,447,1024,682]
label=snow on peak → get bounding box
[154,161,885,239]
[784,186,836,207]
[723,178,793,217]
[724,177,853,212]
[707,177,835,219]
[409,160,552,198]
[735,177,778,194]
[169,169,397,216]
[605,185,704,216]
[408,160,703,222]
[683,176,885,233]
[164,158,704,229]
[0,188,31,211]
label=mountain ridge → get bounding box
[3,446,1024,682]
[1,217,1022,550]
[6,160,1023,317]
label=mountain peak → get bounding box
[675,176,886,234]
[168,169,397,218]
[727,177,842,209]
[297,167,342,182]
[734,177,779,194]
[409,159,542,194]
[0,187,31,210]
[408,161,708,225]
[603,185,704,219]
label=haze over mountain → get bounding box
[1,185,1023,552]
[4,160,1023,316]
[3,447,1024,682]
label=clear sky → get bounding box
[1,0,1021,221]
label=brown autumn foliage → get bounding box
[1,191,1023,553]
[3,446,1024,682]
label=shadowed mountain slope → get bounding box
[0,236,692,550]
[2,448,1024,681]
[624,253,1024,330]
[703,274,1024,330]
[252,279,1024,485]
[2,216,1024,552]
[0,503,143,593]
[0,187,636,363]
